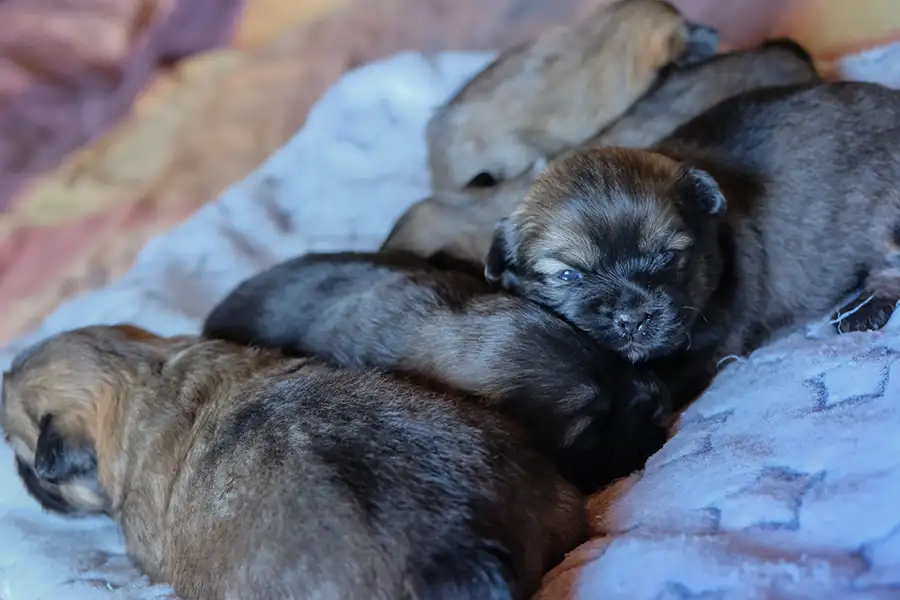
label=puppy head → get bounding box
[426,111,543,193]
[1,325,188,516]
[486,148,726,362]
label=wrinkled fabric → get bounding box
[4,0,900,347]
[0,0,245,211]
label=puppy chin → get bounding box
[618,342,655,363]
[599,327,686,364]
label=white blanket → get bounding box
[1,52,899,600]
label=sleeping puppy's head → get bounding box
[486,148,726,362]
[1,325,192,515]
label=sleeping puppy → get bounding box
[486,82,900,403]
[380,163,541,271]
[203,251,670,494]
[589,38,821,149]
[1,324,588,600]
[427,0,718,191]
[384,40,820,273]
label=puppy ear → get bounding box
[673,166,726,216]
[484,218,520,288]
[34,414,96,484]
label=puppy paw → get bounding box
[832,294,899,334]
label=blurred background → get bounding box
[0,0,898,345]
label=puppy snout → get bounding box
[613,311,649,338]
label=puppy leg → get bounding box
[833,256,900,334]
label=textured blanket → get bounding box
[1,52,899,600]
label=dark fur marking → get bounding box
[34,414,97,484]
[466,172,500,189]
[675,22,719,68]
[411,543,516,600]
[16,456,78,514]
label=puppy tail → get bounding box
[406,543,519,600]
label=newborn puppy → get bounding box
[427,0,718,190]
[486,82,900,382]
[203,251,669,494]
[1,325,587,600]
[590,39,821,149]
[381,163,541,271]
[385,41,817,274]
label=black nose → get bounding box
[614,311,649,337]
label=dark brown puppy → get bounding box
[1,325,587,600]
[486,82,900,401]
[589,39,821,149]
[203,251,669,494]
[427,0,718,190]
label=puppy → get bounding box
[589,39,821,149]
[384,40,820,273]
[203,251,670,494]
[486,82,900,402]
[427,0,718,191]
[380,163,541,270]
[1,324,588,600]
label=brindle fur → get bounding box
[487,82,900,405]
[427,0,717,191]
[203,251,670,494]
[384,40,819,274]
[1,325,588,600]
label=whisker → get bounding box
[680,305,709,323]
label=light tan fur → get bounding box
[426,0,717,191]
[381,163,541,267]
[1,325,587,600]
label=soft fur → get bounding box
[203,251,670,494]
[589,39,821,149]
[384,40,818,275]
[486,82,900,404]
[426,0,718,191]
[1,325,588,600]
[380,163,542,271]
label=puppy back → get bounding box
[164,365,586,599]
[591,41,822,149]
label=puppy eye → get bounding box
[557,269,583,282]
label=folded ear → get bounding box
[34,414,97,484]
[673,166,726,216]
[484,218,520,289]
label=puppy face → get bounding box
[486,148,726,362]
[0,325,184,515]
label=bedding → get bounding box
[4,0,900,349]
[1,50,900,600]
